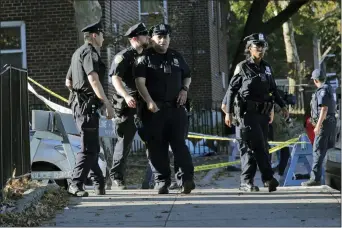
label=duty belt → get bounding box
[245,100,273,115]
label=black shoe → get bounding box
[154,182,170,194]
[169,182,180,190]
[301,179,320,186]
[264,178,279,192]
[182,180,196,194]
[239,183,259,192]
[68,184,89,197]
[112,179,127,190]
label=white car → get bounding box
[30,130,107,189]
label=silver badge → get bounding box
[160,24,165,30]
[173,58,179,66]
[265,66,271,75]
[259,33,264,41]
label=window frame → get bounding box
[0,21,27,69]
[138,0,168,24]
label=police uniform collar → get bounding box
[248,57,264,65]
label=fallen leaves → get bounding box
[2,176,39,201]
[0,187,69,227]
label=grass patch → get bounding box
[0,187,69,227]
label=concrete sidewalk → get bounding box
[48,184,341,227]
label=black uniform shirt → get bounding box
[224,57,285,113]
[311,83,336,119]
[108,47,141,96]
[69,43,105,96]
[134,48,190,102]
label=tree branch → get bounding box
[261,0,309,34]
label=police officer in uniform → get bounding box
[134,23,195,194]
[224,33,289,192]
[108,23,150,189]
[66,20,114,197]
[301,69,336,186]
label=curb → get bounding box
[11,182,59,214]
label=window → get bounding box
[138,0,168,24]
[0,21,27,69]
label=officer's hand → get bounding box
[124,95,136,108]
[105,105,115,119]
[177,90,187,106]
[224,113,233,127]
[282,107,289,119]
[269,110,274,124]
[147,101,159,113]
[314,126,321,135]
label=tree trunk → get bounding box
[274,1,303,113]
[73,0,102,46]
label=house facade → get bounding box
[1,0,229,104]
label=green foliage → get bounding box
[227,0,341,79]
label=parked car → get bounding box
[30,130,107,189]
[325,86,341,191]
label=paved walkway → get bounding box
[48,172,341,227]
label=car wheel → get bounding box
[31,163,68,190]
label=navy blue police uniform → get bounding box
[134,24,195,194]
[302,69,336,186]
[108,23,149,189]
[67,21,106,197]
[224,33,286,192]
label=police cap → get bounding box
[311,69,325,80]
[149,23,171,37]
[124,23,148,38]
[81,20,103,33]
[243,33,267,46]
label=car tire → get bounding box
[31,163,68,190]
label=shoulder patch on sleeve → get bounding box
[91,51,99,62]
[114,55,123,64]
[319,89,326,97]
[233,65,242,76]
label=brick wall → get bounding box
[99,0,139,98]
[0,0,77,103]
[208,0,229,102]
[167,0,212,103]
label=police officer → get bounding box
[134,23,195,194]
[224,33,289,192]
[66,20,114,197]
[108,22,150,190]
[301,69,336,186]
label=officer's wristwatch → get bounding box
[181,85,189,92]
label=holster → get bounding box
[111,93,129,118]
[232,96,244,126]
[240,126,252,141]
[75,92,102,115]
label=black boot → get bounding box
[154,182,170,194]
[181,180,196,194]
[264,178,279,192]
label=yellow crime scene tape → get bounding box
[193,136,300,172]
[28,76,69,103]
[27,77,307,173]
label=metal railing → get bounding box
[0,66,31,190]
